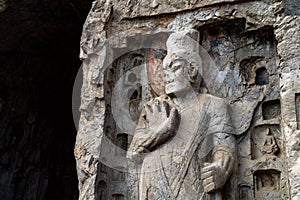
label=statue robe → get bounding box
[129,94,236,200]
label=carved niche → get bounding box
[254,170,281,200]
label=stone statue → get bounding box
[127,29,236,200]
[261,128,279,156]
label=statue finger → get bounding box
[202,164,215,173]
[144,104,153,116]
[203,176,213,186]
[203,162,211,167]
[169,107,178,121]
[201,171,214,180]
[169,107,179,131]
[223,154,231,170]
[201,171,213,180]
[152,99,160,114]
[160,100,169,118]
[204,182,215,193]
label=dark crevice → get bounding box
[0,1,93,199]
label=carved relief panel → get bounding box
[82,14,290,200]
[75,0,300,199]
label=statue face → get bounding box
[164,58,191,95]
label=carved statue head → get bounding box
[163,29,203,95]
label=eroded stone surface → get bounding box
[275,15,300,200]
[76,0,300,199]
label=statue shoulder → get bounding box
[197,93,227,106]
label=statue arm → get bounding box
[127,97,179,160]
[201,134,236,193]
[201,97,236,193]
[211,143,235,187]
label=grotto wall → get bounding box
[75,0,300,199]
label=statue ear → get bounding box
[188,63,198,82]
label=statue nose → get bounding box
[165,73,169,80]
[165,75,173,84]
[166,72,174,78]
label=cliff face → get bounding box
[0,1,93,199]
[76,0,300,199]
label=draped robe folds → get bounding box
[128,94,236,200]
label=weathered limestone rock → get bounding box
[76,0,300,199]
[275,15,300,200]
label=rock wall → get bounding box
[76,0,300,199]
[275,15,300,199]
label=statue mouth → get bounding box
[166,83,175,89]
[166,79,174,84]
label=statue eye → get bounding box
[170,62,182,71]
